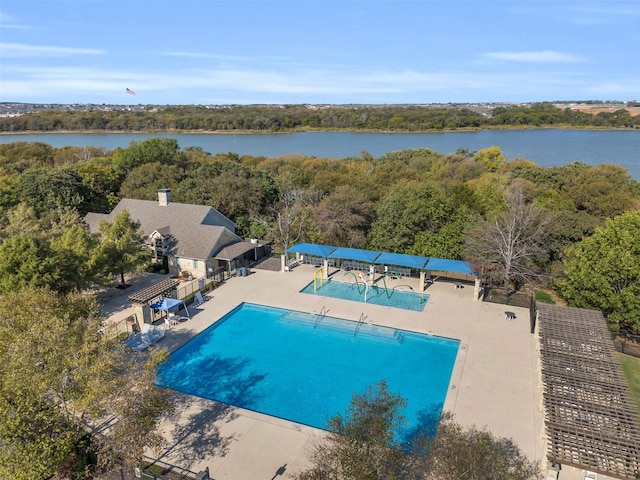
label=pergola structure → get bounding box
[127,278,180,305]
[537,303,640,479]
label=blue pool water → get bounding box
[157,303,459,442]
[301,279,429,311]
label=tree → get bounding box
[368,182,455,254]
[0,287,172,479]
[16,167,97,215]
[97,210,149,287]
[119,162,185,200]
[0,206,104,294]
[256,185,319,253]
[0,140,55,173]
[0,233,59,293]
[411,210,470,259]
[559,163,636,218]
[466,173,508,216]
[112,137,185,176]
[311,185,374,248]
[73,156,122,213]
[1,202,41,237]
[473,146,506,172]
[295,380,412,480]
[413,417,541,480]
[53,145,105,166]
[175,159,267,229]
[558,210,640,333]
[50,222,102,292]
[466,182,551,295]
[295,381,540,480]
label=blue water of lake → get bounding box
[1,129,639,178]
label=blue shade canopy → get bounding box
[328,247,381,263]
[151,298,186,311]
[374,252,429,269]
[425,258,476,275]
[287,243,336,258]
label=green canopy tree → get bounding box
[0,175,20,215]
[0,206,103,294]
[413,417,541,480]
[558,210,640,333]
[473,146,506,172]
[175,159,266,230]
[112,137,185,176]
[16,167,97,215]
[119,161,185,200]
[295,380,412,480]
[50,222,102,292]
[0,140,55,174]
[97,210,149,287]
[311,185,374,248]
[0,233,59,293]
[368,182,455,254]
[295,381,540,480]
[411,210,470,259]
[0,287,172,479]
[73,156,124,212]
[559,163,636,218]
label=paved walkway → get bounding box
[106,266,547,479]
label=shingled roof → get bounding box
[84,197,242,261]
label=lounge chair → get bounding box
[165,315,178,329]
[124,323,165,351]
[194,291,206,306]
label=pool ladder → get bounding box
[314,306,328,328]
[354,312,368,336]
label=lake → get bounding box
[1,129,639,179]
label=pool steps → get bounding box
[279,311,407,344]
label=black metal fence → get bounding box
[483,288,532,308]
[483,288,536,333]
[613,329,640,358]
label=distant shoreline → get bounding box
[0,125,635,136]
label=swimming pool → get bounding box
[156,303,459,442]
[301,279,429,311]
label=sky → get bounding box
[1,0,639,105]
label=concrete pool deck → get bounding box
[134,266,546,479]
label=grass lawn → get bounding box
[618,352,640,413]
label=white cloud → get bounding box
[0,61,633,104]
[566,3,640,25]
[584,81,640,95]
[0,11,32,30]
[484,50,585,63]
[0,43,105,58]
[0,64,549,98]
[162,51,252,62]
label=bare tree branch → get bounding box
[466,181,553,295]
[256,186,319,252]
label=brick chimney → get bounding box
[158,188,172,206]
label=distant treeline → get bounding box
[1,102,638,132]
